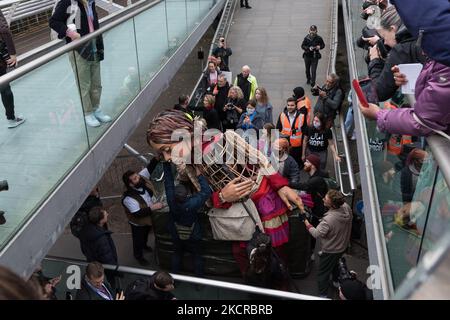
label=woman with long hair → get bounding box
[254,87,273,125]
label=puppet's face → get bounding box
[150,139,192,166]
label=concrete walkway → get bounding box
[227,0,332,117]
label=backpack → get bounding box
[69,209,89,238]
[125,277,153,300]
[50,0,79,41]
[390,0,450,67]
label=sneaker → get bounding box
[93,109,112,123]
[7,117,25,128]
[245,6,252,9]
[84,114,101,127]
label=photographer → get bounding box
[223,85,246,130]
[301,25,325,87]
[312,73,344,127]
[212,37,232,71]
[303,190,352,297]
[368,6,426,102]
[0,11,25,128]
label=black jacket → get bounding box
[313,85,344,119]
[0,11,16,59]
[214,82,230,121]
[212,46,232,69]
[368,27,426,102]
[301,34,325,59]
[204,108,221,130]
[235,73,251,102]
[292,170,329,218]
[49,0,104,61]
[75,278,114,300]
[79,223,118,265]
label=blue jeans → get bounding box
[344,106,354,136]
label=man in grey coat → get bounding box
[312,73,343,127]
[303,189,352,297]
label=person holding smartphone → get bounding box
[212,37,232,71]
[0,11,25,128]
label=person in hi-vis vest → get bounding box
[276,97,308,168]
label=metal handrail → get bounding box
[44,255,328,300]
[427,135,450,193]
[341,0,393,299]
[327,0,356,196]
[0,0,164,87]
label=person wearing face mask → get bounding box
[301,25,325,87]
[122,163,164,266]
[302,112,341,172]
[276,97,308,168]
[237,99,264,132]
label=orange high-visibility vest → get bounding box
[280,112,305,147]
[297,96,312,125]
[384,101,413,155]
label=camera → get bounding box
[311,86,325,96]
[226,103,234,110]
[0,41,10,62]
[0,180,8,192]
[337,257,356,282]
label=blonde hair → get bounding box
[203,94,216,107]
[228,86,244,100]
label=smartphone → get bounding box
[352,79,369,108]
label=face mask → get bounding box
[247,108,255,115]
[313,121,321,129]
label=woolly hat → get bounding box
[306,154,321,170]
[293,87,305,99]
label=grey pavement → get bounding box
[227,0,332,116]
